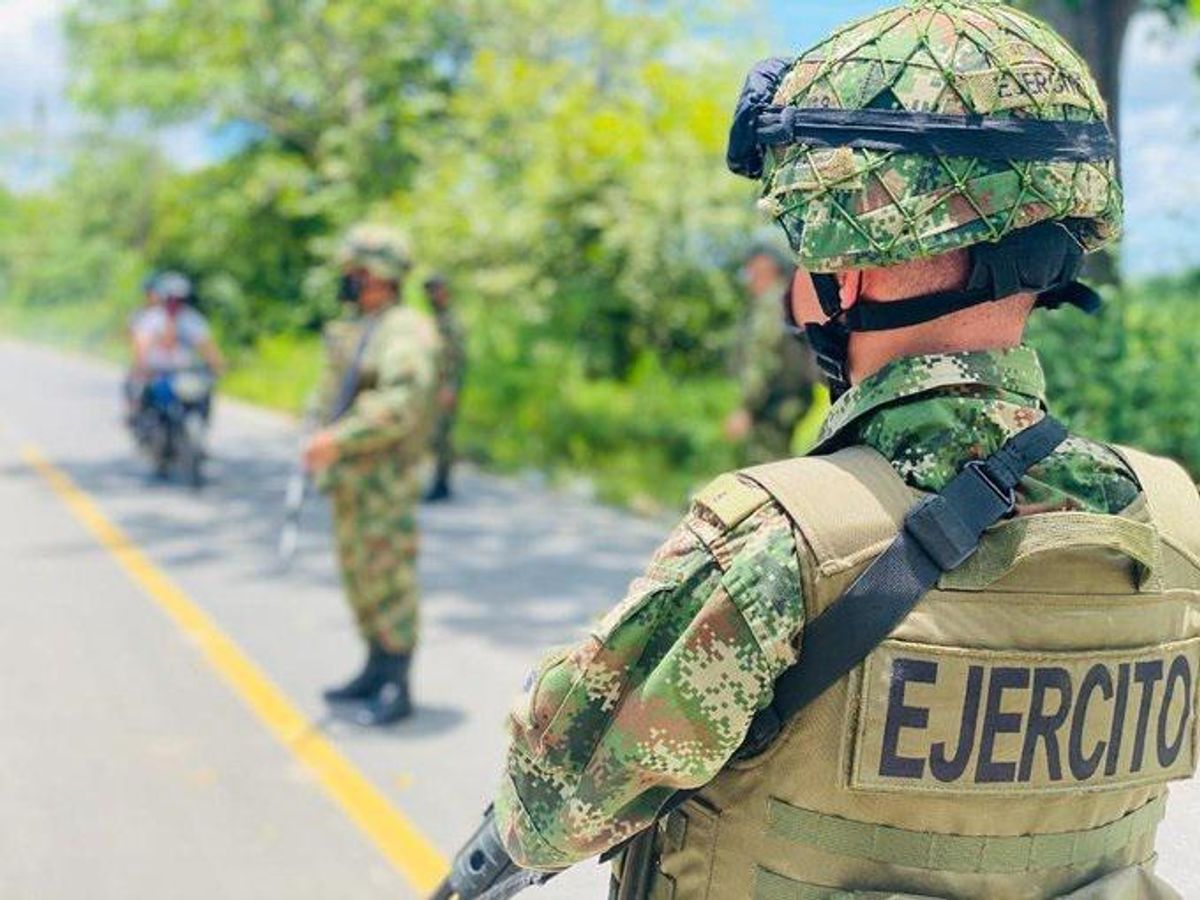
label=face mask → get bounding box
[339,273,364,303]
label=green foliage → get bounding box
[0,139,163,351]
[219,331,324,414]
[396,3,755,379]
[2,0,1196,511]
[455,321,742,508]
[1029,278,1200,476]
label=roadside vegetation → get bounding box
[0,0,1196,509]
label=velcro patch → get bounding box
[851,639,1200,795]
[694,474,771,530]
[959,64,1096,114]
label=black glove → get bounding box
[726,56,796,179]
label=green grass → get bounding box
[221,332,323,415]
[0,300,130,363]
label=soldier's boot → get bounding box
[323,642,391,704]
[423,468,452,502]
[357,653,414,726]
[423,480,451,503]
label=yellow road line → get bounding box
[21,444,449,895]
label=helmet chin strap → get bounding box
[787,221,1104,400]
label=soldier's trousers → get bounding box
[431,406,458,485]
[330,456,421,653]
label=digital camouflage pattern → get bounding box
[337,224,413,281]
[315,303,441,652]
[818,346,1141,512]
[735,277,819,464]
[759,0,1122,271]
[431,304,467,483]
[330,456,423,653]
[494,345,1141,869]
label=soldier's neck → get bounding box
[846,298,1033,383]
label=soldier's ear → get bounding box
[838,270,863,311]
[789,269,822,326]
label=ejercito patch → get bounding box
[852,639,1200,795]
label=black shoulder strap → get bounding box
[736,415,1068,757]
[328,316,382,424]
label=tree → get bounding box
[1027,0,1194,165]
[62,0,754,367]
[395,2,754,378]
[1022,0,1195,280]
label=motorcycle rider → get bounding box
[128,272,224,480]
[131,272,224,379]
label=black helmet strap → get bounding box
[791,221,1103,398]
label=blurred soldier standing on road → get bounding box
[305,225,441,726]
[423,275,466,502]
[724,239,819,464]
[442,2,1200,898]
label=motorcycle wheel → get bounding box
[181,412,207,489]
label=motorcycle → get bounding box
[130,367,215,487]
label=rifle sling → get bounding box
[328,316,382,424]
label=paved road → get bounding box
[0,339,1197,899]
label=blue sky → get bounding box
[0,0,1196,275]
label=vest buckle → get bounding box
[735,706,783,761]
[964,459,1019,512]
[904,460,1015,572]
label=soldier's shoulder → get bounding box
[692,471,774,531]
[382,305,438,339]
[322,316,358,344]
[1049,433,1141,512]
[382,303,429,325]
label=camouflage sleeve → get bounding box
[494,494,805,869]
[329,319,439,461]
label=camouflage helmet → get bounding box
[732,0,1121,272]
[337,224,413,281]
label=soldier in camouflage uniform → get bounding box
[444,3,1200,898]
[423,275,466,502]
[306,224,441,726]
[725,239,819,464]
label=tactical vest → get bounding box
[626,445,1200,900]
[320,306,439,463]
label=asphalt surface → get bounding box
[0,339,1197,900]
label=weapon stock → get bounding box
[277,466,310,565]
[278,410,320,566]
[431,807,556,900]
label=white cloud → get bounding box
[1119,15,1200,276]
[0,0,70,117]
